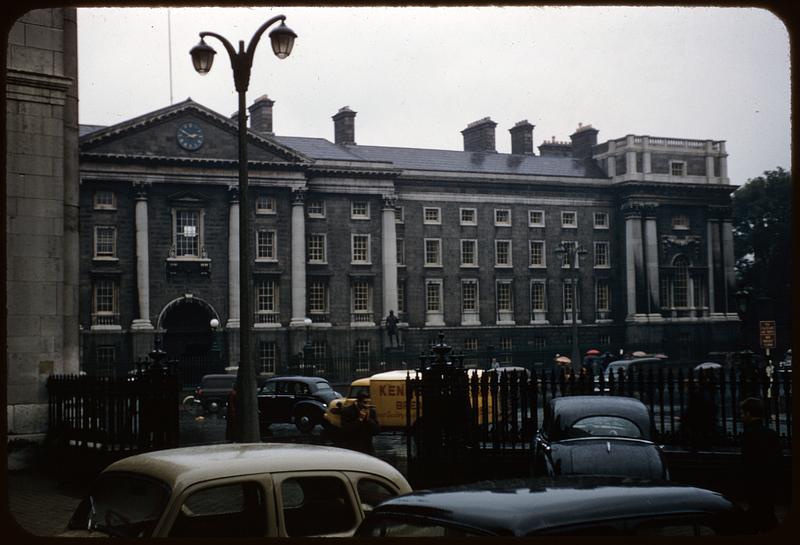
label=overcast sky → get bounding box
[76,5,790,186]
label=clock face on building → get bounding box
[177,121,204,151]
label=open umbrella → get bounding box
[653,353,669,360]
[585,349,601,356]
[555,355,572,365]
[694,362,722,371]
[632,350,647,357]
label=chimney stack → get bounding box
[509,120,535,155]
[461,117,497,152]
[333,106,357,145]
[249,95,275,135]
[570,122,599,159]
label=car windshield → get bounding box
[348,385,370,398]
[564,416,643,439]
[67,472,170,537]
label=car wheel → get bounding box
[295,410,317,434]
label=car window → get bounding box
[315,381,333,391]
[280,476,357,536]
[259,382,277,395]
[276,382,295,395]
[295,382,311,395]
[168,482,266,538]
[348,385,370,399]
[67,472,170,538]
[566,416,643,438]
[635,521,717,536]
[356,479,398,512]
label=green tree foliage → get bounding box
[732,167,792,321]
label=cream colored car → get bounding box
[61,443,412,538]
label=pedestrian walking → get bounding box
[385,310,400,347]
[340,391,380,455]
[739,397,782,533]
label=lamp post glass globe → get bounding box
[210,318,220,329]
[269,21,297,59]
[190,39,216,74]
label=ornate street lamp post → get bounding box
[190,15,297,442]
[555,242,589,373]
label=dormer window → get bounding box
[670,161,686,177]
[672,214,690,230]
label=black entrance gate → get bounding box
[161,298,224,389]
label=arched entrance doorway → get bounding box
[157,295,223,387]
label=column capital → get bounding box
[661,234,702,262]
[621,201,643,219]
[708,204,732,221]
[228,185,240,204]
[133,181,151,200]
[382,194,398,210]
[292,188,306,205]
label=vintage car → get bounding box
[257,375,342,433]
[532,396,667,480]
[62,443,412,538]
[355,476,746,537]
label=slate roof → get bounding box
[274,136,606,178]
[80,124,106,138]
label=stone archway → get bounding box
[157,295,222,386]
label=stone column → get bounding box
[227,188,240,329]
[606,140,617,177]
[643,205,660,316]
[706,218,717,315]
[705,140,715,181]
[642,136,652,176]
[132,183,153,331]
[721,218,737,316]
[290,189,308,327]
[623,204,644,319]
[719,142,728,180]
[625,135,636,176]
[381,195,399,321]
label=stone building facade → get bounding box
[77,95,739,382]
[5,8,80,438]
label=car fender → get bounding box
[291,399,327,418]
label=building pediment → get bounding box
[79,98,309,166]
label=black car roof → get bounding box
[369,477,736,536]
[263,375,328,383]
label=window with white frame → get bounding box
[424,238,442,267]
[423,207,441,224]
[672,214,690,230]
[494,208,511,226]
[351,200,370,219]
[529,240,545,268]
[594,241,610,268]
[670,161,686,177]
[561,211,577,228]
[396,238,405,266]
[256,194,276,214]
[496,280,514,323]
[461,239,478,267]
[596,280,611,319]
[307,200,325,217]
[532,337,546,350]
[528,209,545,227]
[307,234,326,263]
[255,279,279,324]
[256,229,277,260]
[495,240,512,267]
[395,206,404,223]
[92,278,118,326]
[308,280,329,321]
[93,190,116,210]
[351,234,371,264]
[461,279,480,325]
[311,341,327,369]
[593,212,609,229]
[173,209,202,257]
[499,337,512,363]
[460,208,477,225]
[259,341,277,374]
[562,279,581,322]
[351,281,373,323]
[530,279,547,322]
[94,226,117,258]
[397,281,406,320]
[425,279,444,325]
[598,334,612,346]
[354,339,371,372]
[672,255,690,307]
[464,338,478,351]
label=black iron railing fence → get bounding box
[47,370,180,455]
[406,366,792,455]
